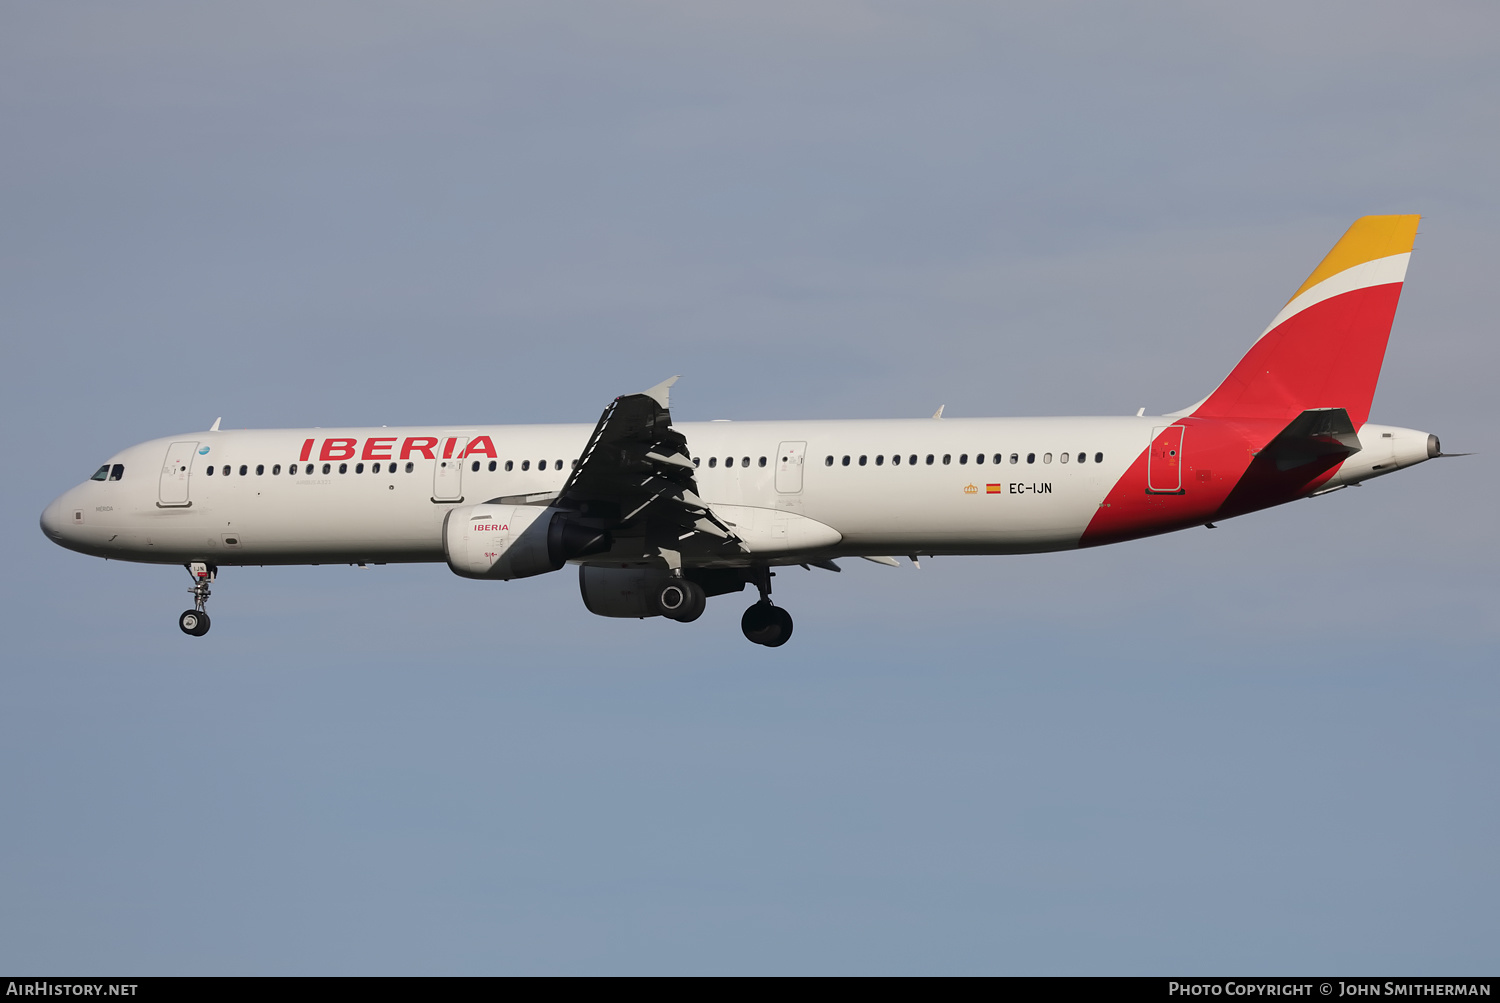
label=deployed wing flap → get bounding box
[555,380,744,558]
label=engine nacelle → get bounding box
[444,504,610,580]
[578,566,673,618]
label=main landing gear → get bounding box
[178,562,215,637]
[741,566,793,647]
[654,576,706,623]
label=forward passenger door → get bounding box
[158,441,198,507]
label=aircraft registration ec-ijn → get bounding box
[41,216,1452,647]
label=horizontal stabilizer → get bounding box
[1261,407,1362,471]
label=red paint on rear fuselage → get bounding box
[1079,417,1341,547]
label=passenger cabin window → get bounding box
[858,455,867,466]
[90,465,110,481]
[338,463,348,474]
[841,455,850,466]
[205,466,215,476]
[925,454,934,465]
[522,460,531,471]
[708,457,717,468]
[238,464,248,476]
[758,456,767,467]
[876,455,884,465]
[909,454,917,465]
[1060,452,1070,463]
[555,460,563,471]
[974,453,983,464]
[993,454,1002,464]
[1095,452,1104,463]
[356,463,365,474]
[1010,453,1019,464]
[959,454,968,464]
[488,461,497,471]
[255,464,264,475]
[1027,453,1036,464]
[1078,453,1086,463]
[892,454,901,465]
[405,461,414,473]
[942,454,951,465]
[825,456,833,466]
[323,463,332,474]
[505,460,514,471]
[1043,453,1052,463]
[471,461,480,472]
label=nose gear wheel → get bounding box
[179,562,216,637]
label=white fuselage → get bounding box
[43,416,1176,566]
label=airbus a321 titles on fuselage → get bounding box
[41,216,1454,647]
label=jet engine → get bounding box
[443,504,610,580]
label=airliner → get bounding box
[40,216,1449,646]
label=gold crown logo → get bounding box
[963,483,978,495]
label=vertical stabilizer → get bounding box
[1180,215,1419,427]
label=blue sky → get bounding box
[2,2,1496,974]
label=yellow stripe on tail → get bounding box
[1286,214,1419,303]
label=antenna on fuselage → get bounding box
[931,405,945,419]
[209,417,222,431]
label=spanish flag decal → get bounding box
[986,484,1003,494]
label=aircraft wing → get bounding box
[551,377,745,562]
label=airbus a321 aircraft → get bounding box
[41,216,1449,647]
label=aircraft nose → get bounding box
[40,496,69,543]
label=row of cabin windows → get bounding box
[195,450,1107,480]
[825,451,1105,467]
[90,464,125,481]
[203,459,576,477]
[473,459,573,472]
[696,456,766,468]
[207,462,413,476]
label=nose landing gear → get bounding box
[740,565,793,647]
[178,562,216,636]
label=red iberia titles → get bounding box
[299,436,498,462]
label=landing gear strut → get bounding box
[741,565,793,647]
[178,562,215,636]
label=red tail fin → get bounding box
[1182,215,1419,427]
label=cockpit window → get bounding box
[109,464,124,481]
[90,465,109,481]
